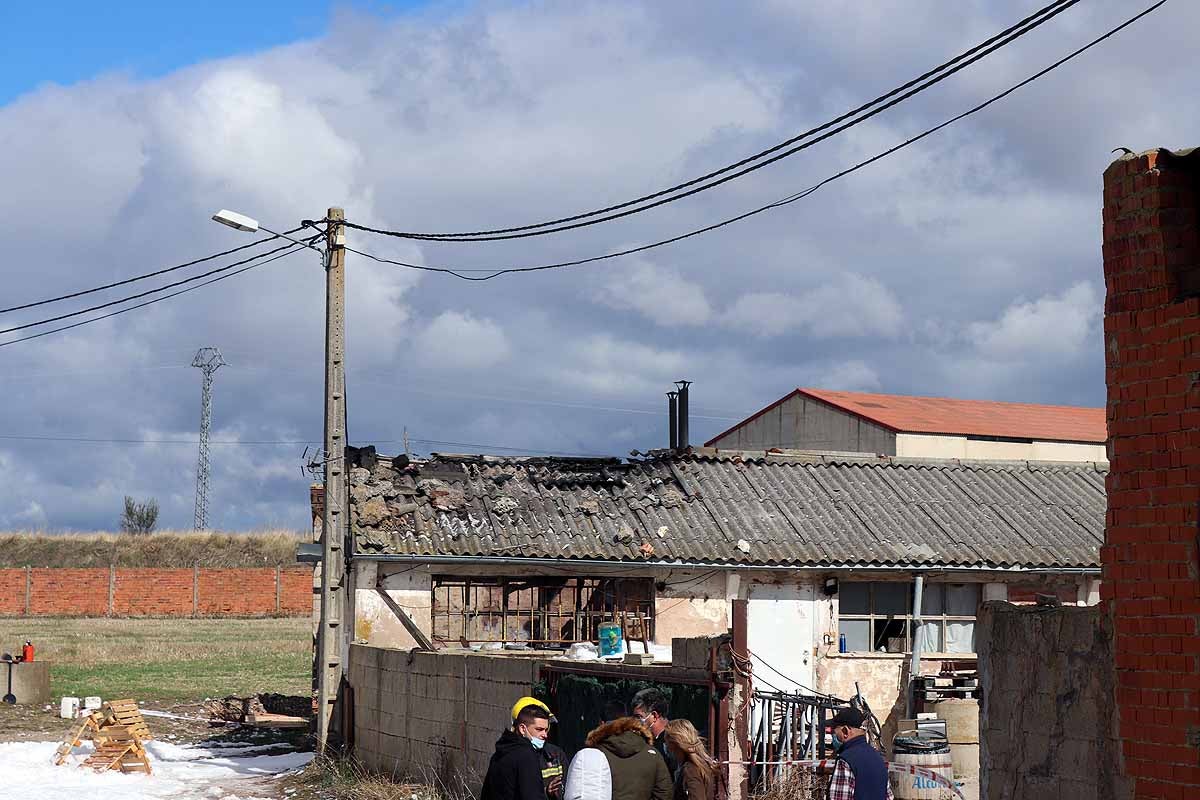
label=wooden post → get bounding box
[316,207,347,752]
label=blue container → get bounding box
[839,633,847,653]
[598,623,624,657]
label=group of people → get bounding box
[481,689,715,800]
[482,692,891,800]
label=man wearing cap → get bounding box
[825,707,892,800]
[482,697,569,800]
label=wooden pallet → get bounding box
[98,699,153,742]
[81,724,152,774]
[54,713,102,765]
[54,699,154,773]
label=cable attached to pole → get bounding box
[345,0,1080,242]
[347,0,1166,281]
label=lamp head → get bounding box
[211,209,260,233]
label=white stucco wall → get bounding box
[895,433,1107,462]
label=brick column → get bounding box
[1102,147,1200,798]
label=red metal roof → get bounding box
[706,388,1107,445]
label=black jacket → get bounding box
[482,730,549,800]
[654,730,679,778]
[540,741,569,800]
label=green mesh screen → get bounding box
[537,674,715,758]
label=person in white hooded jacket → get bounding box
[564,746,612,800]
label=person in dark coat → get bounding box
[585,716,673,800]
[631,687,678,779]
[482,705,558,800]
[825,707,893,800]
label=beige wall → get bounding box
[895,433,1107,462]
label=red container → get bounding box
[21,642,33,662]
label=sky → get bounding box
[0,0,1195,531]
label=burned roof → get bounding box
[344,449,1107,570]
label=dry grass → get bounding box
[0,529,306,568]
[283,756,450,800]
[0,616,311,700]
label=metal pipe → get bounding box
[354,551,1100,575]
[907,574,925,719]
[675,380,692,449]
[668,392,679,450]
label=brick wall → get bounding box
[0,567,312,617]
[1102,147,1200,798]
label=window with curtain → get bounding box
[838,581,980,654]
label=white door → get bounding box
[745,581,816,692]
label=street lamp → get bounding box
[211,209,324,252]
[211,205,347,752]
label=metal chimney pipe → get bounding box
[675,380,692,449]
[667,391,679,449]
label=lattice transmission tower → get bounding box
[191,347,226,529]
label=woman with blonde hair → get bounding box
[663,719,717,800]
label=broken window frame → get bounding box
[837,581,979,655]
[430,575,655,647]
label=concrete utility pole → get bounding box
[191,346,225,529]
[316,208,347,751]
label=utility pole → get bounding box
[316,208,347,751]
[191,347,225,529]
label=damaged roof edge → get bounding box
[350,552,1101,574]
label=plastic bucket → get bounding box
[892,732,953,799]
[597,623,623,657]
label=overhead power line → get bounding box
[347,0,1166,282]
[344,0,1080,243]
[0,432,607,458]
[0,227,305,315]
[0,240,313,348]
[0,241,298,336]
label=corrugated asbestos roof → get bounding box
[346,450,1106,569]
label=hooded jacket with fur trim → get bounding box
[585,719,673,800]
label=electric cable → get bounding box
[346,0,1166,281]
[0,239,315,348]
[345,0,1080,242]
[0,226,306,315]
[0,241,298,336]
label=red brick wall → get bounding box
[0,567,311,618]
[113,568,194,616]
[0,569,26,615]
[30,568,110,616]
[197,568,277,615]
[1102,148,1200,798]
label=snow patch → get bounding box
[6,739,312,799]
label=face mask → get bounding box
[530,736,546,750]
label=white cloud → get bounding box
[723,274,903,338]
[414,311,511,370]
[968,282,1100,361]
[593,259,711,325]
[0,1,1194,527]
[814,360,881,392]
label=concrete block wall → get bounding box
[977,602,1127,800]
[1102,148,1200,798]
[0,566,312,617]
[349,644,540,792]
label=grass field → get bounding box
[0,529,305,568]
[0,617,312,701]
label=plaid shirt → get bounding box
[827,758,895,800]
